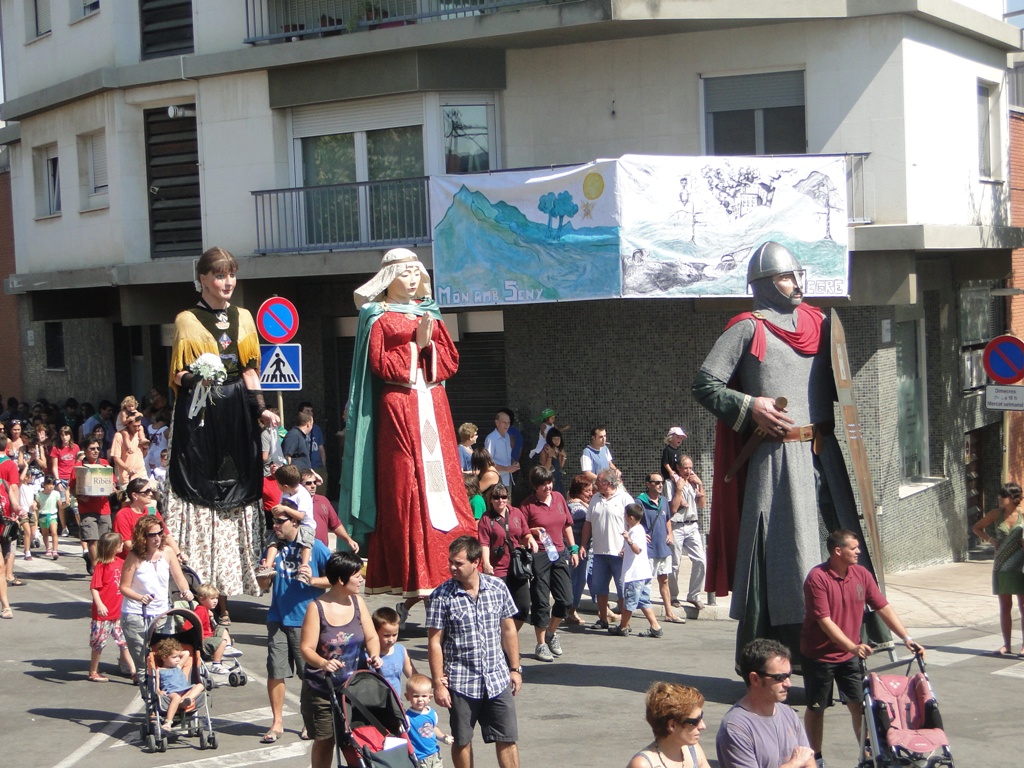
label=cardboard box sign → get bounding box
[75,464,114,497]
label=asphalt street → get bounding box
[1,539,1021,768]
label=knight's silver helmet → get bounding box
[746,242,804,285]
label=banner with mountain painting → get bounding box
[429,154,848,307]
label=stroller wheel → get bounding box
[228,671,241,687]
[145,734,156,753]
[158,736,168,753]
[208,733,218,750]
[238,672,248,686]
[199,729,209,750]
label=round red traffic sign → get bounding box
[257,297,299,344]
[983,334,1024,385]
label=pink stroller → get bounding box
[858,650,954,767]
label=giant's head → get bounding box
[746,241,806,309]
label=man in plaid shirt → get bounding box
[427,536,522,768]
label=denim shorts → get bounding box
[622,579,652,612]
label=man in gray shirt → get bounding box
[717,639,815,768]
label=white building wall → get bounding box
[0,0,141,102]
[193,0,248,55]
[901,18,1010,226]
[505,16,1009,229]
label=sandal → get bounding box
[217,613,232,627]
[0,607,12,619]
[300,726,312,740]
[260,729,283,744]
[6,578,23,587]
[88,674,109,682]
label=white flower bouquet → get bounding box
[187,353,227,422]
[189,352,227,385]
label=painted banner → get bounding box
[429,154,849,308]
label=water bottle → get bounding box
[539,529,559,562]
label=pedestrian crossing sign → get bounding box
[260,344,302,391]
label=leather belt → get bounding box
[777,424,815,443]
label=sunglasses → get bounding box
[648,480,663,484]
[145,531,164,539]
[759,671,792,682]
[273,517,291,525]
[677,711,704,727]
[137,489,155,497]
[491,494,509,500]
[302,481,317,487]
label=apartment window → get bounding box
[1010,64,1024,109]
[298,124,425,245]
[978,81,1000,178]
[442,103,495,173]
[959,281,1004,392]
[45,322,65,370]
[78,130,109,209]
[30,0,52,37]
[34,143,61,217]
[704,71,806,155]
[73,0,101,22]
[895,315,928,482]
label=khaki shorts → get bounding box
[80,514,111,542]
[300,680,336,741]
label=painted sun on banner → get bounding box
[429,154,849,308]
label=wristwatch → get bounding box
[509,666,523,674]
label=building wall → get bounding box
[0,168,25,402]
[19,308,117,405]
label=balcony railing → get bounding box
[243,0,563,43]
[253,177,430,254]
[252,154,870,255]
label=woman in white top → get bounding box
[120,516,193,677]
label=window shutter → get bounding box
[35,0,52,35]
[292,95,424,139]
[704,71,804,112]
[91,133,108,193]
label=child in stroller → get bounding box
[154,638,206,730]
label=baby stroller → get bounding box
[331,670,417,768]
[171,564,248,687]
[858,649,954,767]
[139,607,218,753]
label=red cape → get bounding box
[705,303,824,597]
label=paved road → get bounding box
[2,540,1021,767]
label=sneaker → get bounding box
[209,663,230,675]
[32,534,43,549]
[545,632,563,657]
[61,527,69,537]
[255,566,277,579]
[535,642,555,662]
[589,619,609,631]
[396,602,410,630]
[23,552,32,561]
[296,572,311,585]
[814,758,825,768]
[687,598,706,611]
[83,551,92,574]
[222,645,243,658]
[638,627,664,638]
[608,625,631,637]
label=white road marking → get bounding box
[148,741,310,767]
[992,661,1024,678]
[912,633,1005,666]
[51,697,145,768]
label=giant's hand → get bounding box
[751,396,794,436]
[416,315,434,349]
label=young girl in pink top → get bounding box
[88,532,135,682]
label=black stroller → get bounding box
[139,607,218,753]
[330,670,417,768]
[858,649,954,767]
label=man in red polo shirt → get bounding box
[800,530,923,767]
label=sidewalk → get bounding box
[674,556,1006,628]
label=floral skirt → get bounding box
[165,487,264,597]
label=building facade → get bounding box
[1,1,1021,572]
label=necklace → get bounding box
[655,744,686,768]
[198,298,230,329]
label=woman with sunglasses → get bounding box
[120,515,193,676]
[628,682,711,768]
[113,477,184,562]
[478,483,536,629]
[972,481,1024,657]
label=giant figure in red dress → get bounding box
[339,249,475,599]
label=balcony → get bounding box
[251,154,870,255]
[253,176,430,253]
[243,0,562,43]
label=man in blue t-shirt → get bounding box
[258,510,331,744]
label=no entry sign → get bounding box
[257,297,299,344]
[982,334,1024,385]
